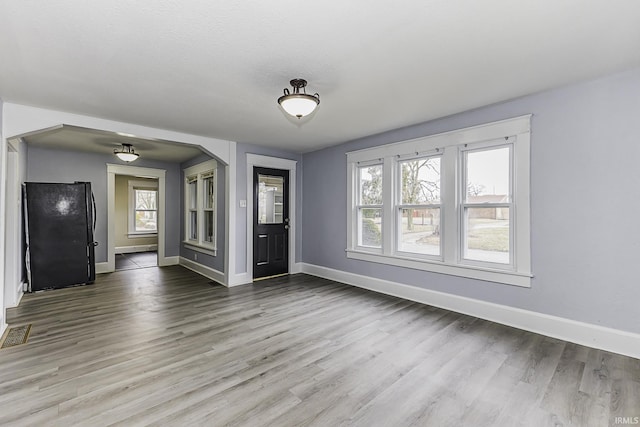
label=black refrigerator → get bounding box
[23,182,98,292]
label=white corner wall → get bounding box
[0,98,5,336]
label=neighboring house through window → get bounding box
[183,159,217,256]
[346,115,531,287]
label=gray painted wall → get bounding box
[302,66,640,334]
[26,146,182,262]
[180,153,226,273]
[235,143,303,275]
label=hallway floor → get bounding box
[114,251,157,271]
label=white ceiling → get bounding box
[1,1,640,153]
[20,125,205,163]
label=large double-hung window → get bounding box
[183,159,217,255]
[397,155,442,257]
[356,163,383,248]
[346,116,531,287]
[462,144,512,265]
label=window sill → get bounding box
[183,242,217,257]
[128,232,158,239]
[345,249,531,287]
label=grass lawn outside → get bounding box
[413,218,508,252]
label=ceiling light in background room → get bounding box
[278,79,320,119]
[114,143,139,162]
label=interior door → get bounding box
[253,167,289,279]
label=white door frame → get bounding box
[0,136,5,334]
[3,140,22,310]
[246,154,297,282]
[106,164,167,272]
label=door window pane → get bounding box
[359,165,383,205]
[400,157,440,204]
[358,208,382,248]
[398,208,440,255]
[258,175,284,224]
[464,207,510,264]
[465,147,510,203]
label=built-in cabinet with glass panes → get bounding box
[183,159,217,255]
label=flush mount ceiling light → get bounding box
[277,78,320,119]
[114,143,139,162]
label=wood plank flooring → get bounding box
[1,266,638,426]
[115,251,158,271]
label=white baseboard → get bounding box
[115,245,158,254]
[160,256,179,267]
[96,256,177,274]
[227,272,251,287]
[4,280,25,307]
[15,282,25,306]
[300,263,640,359]
[95,262,111,274]
[227,266,302,287]
[179,257,225,286]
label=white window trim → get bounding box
[183,159,217,256]
[127,179,158,237]
[346,115,532,287]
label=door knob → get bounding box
[284,225,289,229]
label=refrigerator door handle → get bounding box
[90,192,98,246]
[91,192,97,232]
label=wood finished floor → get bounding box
[114,251,158,271]
[1,267,639,427]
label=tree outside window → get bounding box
[358,165,383,248]
[346,115,531,286]
[398,157,441,256]
[134,189,157,232]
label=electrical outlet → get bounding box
[240,199,247,208]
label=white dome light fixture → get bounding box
[114,143,139,162]
[278,79,320,119]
